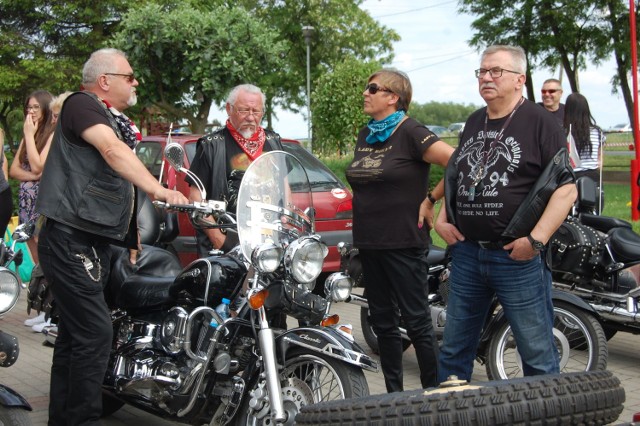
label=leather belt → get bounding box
[48,220,84,237]
[469,239,511,250]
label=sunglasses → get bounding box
[105,72,136,83]
[541,89,560,94]
[365,83,393,95]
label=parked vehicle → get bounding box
[549,176,640,342]
[447,122,465,134]
[99,145,375,425]
[342,239,608,380]
[425,124,448,136]
[0,224,33,426]
[135,134,353,273]
[606,123,632,133]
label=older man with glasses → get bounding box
[187,84,283,255]
[435,45,577,383]
[538,78,565,126]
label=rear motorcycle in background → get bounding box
[343,235,608,379]
[0,224,33,426]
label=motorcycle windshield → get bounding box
[236,151,314,261]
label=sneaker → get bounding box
[24,312,46,327]
[32,318,52,333]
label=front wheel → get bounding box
[486,301,607,380]
[240,350,369,425]
[295,370,625,425]
[0,406,32,426]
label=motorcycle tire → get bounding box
[486,301,608,380]
[0,406,32,426]
[359,289,412,355]
[238,350,369,425]
[294,370,625,425]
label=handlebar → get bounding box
[153,199,237,230]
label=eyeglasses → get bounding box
[105,73,136,83]
[475,67,521,79]
[231,106,263,117]
[26,105,40,111]
[541,89,560,94]
[365,83,393,95]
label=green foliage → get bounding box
[409,101,480,129]
[111,3,287,133]
[313,58,379,155]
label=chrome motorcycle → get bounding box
[549,176,640,342]
[344,237,607,380]
[0,224,33,426]
[100,145,376,425]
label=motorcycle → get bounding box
[0,223,34,426]
[99,145,376,425]
[343,235,608,380]
[548,176,640,342]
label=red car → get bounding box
[136,134,353,274]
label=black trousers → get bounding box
[38,220,113,426]
[360,247,438,392]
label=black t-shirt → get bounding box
[61,93,111,146]
[346,117,438,249]
[453,99,566,241]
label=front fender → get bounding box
[0,385,32,410]
[276,326,378,372]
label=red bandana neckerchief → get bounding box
[226,119,266,161]
[101,99,141,150]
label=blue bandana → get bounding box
[365,110,406,144]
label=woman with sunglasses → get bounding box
[10,89,55,269]
[346,69,454,392]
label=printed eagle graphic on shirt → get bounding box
[457,139,512,182]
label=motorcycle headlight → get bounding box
[0,267,20,315]
[252,243,283,273]
[284,237,328,284]
[324,272,352,302]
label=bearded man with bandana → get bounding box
[345,69,454,392]
[36,48,188,426]
[187,84,283,255]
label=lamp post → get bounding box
[302,25,314,151]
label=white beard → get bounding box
[127,92,137,107]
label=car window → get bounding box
[281,143,344,192]
[136,141,163,178]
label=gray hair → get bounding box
[226,84,266,108]
[82,48,128,86]
[481,45,527,74]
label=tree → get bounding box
[409,101,480,128]
[0,0,142,145]
[313,57,380,155]
[111,3,286,133]
[232,0,399,143]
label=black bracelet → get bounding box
[427,193,437,205]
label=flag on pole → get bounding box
[567,124,582,169]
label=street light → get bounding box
[302,25,314,151]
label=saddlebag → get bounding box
[547,218,604,282]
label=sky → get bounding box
[210,0,630,139]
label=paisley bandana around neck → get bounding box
[226,119,266,161]
[101,99,141,150]
[365,110,406,144]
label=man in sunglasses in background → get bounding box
[187,84,283,255]
[36,47,188,425]
[435,45,576,383]
[538,78,565,126]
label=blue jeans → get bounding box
[438,240,558,382]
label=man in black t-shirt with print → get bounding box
[435,45,577,383]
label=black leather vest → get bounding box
[36,92,135,242]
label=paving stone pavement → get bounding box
[2,289,639,425]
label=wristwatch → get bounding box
[527,234,545,251]
[427,192,438,205]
